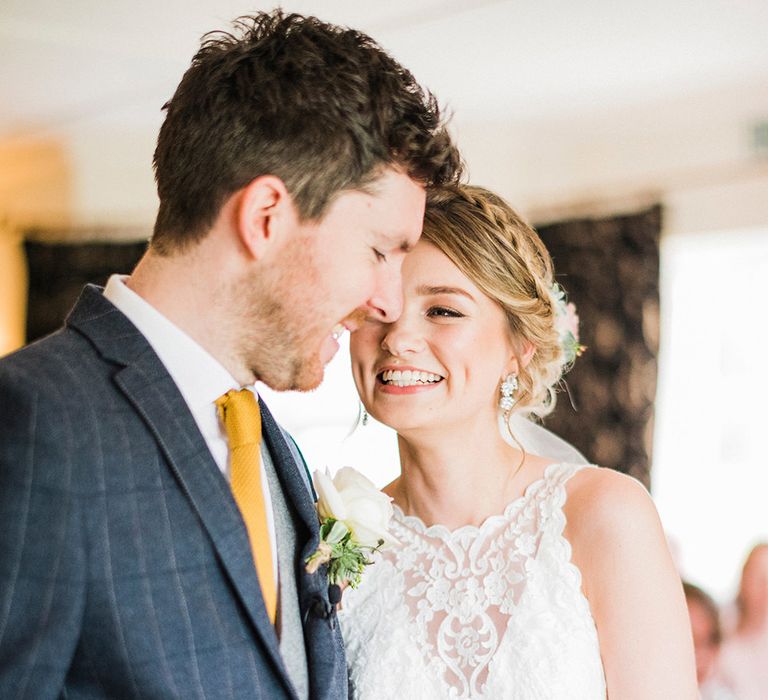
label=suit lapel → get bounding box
[258,398,318,538]
[67,286,296,697]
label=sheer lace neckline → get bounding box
[340,460,607,699]
[392,460,573,538]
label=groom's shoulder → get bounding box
[0,330,109,486]
[0,283,139,387]
[0,327,122,446]
[0,325,100,392]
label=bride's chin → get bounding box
[369,409,431,435]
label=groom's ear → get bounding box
[236,175,294,260]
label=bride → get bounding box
[338,184,697,699]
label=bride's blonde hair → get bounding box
[422,184,565,418]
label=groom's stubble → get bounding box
[235,232,331,393]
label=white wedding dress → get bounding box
[339,462,607,699]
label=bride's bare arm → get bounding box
[564,468,698,699]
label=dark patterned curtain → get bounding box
[24,238,147,343]
[537,205,662,488]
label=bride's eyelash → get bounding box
[427,306,464,318]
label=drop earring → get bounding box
[499,373,526,477]
[499,374,518,412]
[362,407,369,426]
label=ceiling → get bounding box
[2,0,767,139]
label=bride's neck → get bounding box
[393,422,525,530]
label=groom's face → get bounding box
[248,167,426,392]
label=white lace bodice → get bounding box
[339,462,607,699]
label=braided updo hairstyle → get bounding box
[421,184,565,418]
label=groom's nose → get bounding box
[365,264,404,323]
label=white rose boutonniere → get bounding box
[305,467,397,588]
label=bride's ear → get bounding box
[506,340,535,376]
[236,175,293,260]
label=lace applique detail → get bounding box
[340,462,607,700]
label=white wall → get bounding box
[454,78,768,221]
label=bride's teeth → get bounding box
[380,369,443,386]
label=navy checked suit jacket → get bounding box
[0,285,347,699]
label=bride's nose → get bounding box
[380,315,425,357]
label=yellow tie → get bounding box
[215,389,277,624]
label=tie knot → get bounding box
[216,388,262,450]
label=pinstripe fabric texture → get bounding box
[0,285,347,699]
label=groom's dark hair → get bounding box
[151,10,462,253]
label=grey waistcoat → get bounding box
[262,445,310,700]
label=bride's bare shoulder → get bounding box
[563,466,661,544]
[563,466,675,614]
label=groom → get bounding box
[0,11,460,699]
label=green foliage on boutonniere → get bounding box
[306,518,385,588]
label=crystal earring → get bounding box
[362,407,369,426]
[500,374,518,412]
[499,373,526,476]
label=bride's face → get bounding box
[350,240,517,434]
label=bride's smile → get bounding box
[376,366,444,392]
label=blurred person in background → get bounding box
[683,582,737,700]
[718,543,768,700]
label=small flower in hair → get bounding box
[552,283,586,365]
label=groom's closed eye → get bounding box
[370,234,416,267]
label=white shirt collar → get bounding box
[103,274,254,410]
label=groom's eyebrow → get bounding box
[417,285,475,301]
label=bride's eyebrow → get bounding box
[416,285,475,302]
